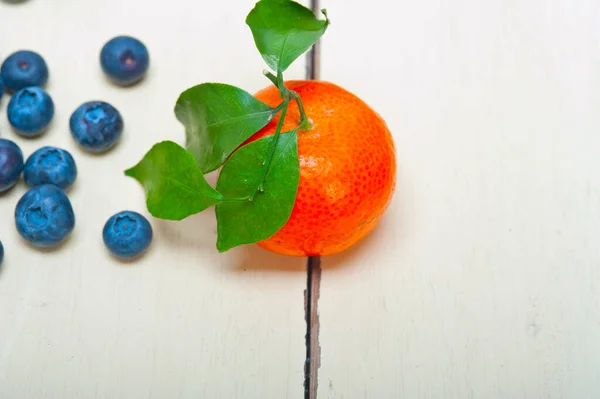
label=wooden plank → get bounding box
[304,1,322,397]
[305,256,322,399]
[318,0,600,397]
[0,1,308,398]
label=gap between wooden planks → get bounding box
[304,1,322,397]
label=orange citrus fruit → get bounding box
[249,81,396,256]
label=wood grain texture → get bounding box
[305,256,322,399]
[0,1,308,398]
[318,0,600,397]
[305,1,322,395]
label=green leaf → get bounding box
[175,83,278,174]
[246,0,329,72]
[215,131,300,252]
[125,141,222,221]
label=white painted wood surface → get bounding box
[0,1,308,398]
[319,0,600,397]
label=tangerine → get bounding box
[249,81,396,256]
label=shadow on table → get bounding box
[1,0,31,4]
[154,211,216,249]
[154,212,306,273]
[229,244,306,273]
[153,181,405,273]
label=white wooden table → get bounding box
[1,0,599,398]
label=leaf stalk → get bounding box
[253,98,290,199]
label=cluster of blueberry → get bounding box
[0,36,154,265]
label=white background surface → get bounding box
[319,0,600,398]
[2,0,600,398]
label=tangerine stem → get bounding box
[263,70,279,87]
[272,101,286,114]
[277,70,287,99]
[291,91,312,131]
[265,71,312,131]
[251,98,290,200]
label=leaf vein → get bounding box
[147,171,221,200]
[205,109,274,129]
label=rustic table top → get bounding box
[1,0,599,398]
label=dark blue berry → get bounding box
[100,36,149,86]
[103,211,152,259]
[70,101,123,152]
[0,76,4,101]
[0,240,3,265]
[1,50,49,92]
[0,139,24,193]
[7,86,54,137]
[15,184,75,248]
[24,146,77,190]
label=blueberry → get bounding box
[100,36,149,86]
[0,240,4,265]
[103,211,152,259]
[15,184,75,248]
[0,139,24,193]
[1,50,49,92]
[70,101,123,152]
[7,87,54,137]
[0,76,4,101]
[24,146,77,190]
